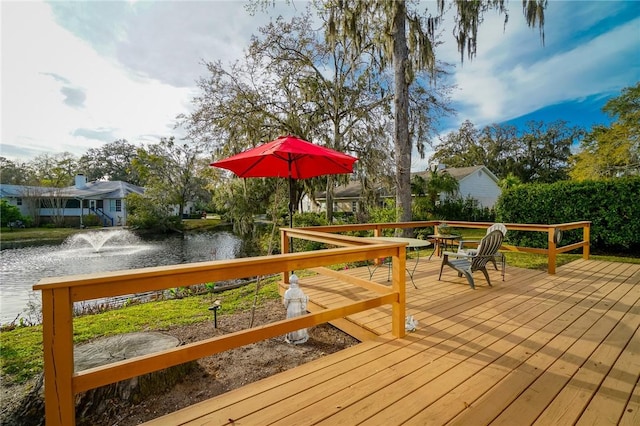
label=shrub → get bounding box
[496,177,640,252]
[83,214,101,227]
[126,193,183,232]
[433,197,496,223]
[0,200,23,226]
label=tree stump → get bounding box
[6,332,193,426]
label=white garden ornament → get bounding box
[283,274,309,344]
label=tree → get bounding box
[0,157,35,184]
[133,137,210,220]
[411,166,459,219]
[38,187,73,227]
[570,83,640,180]
[425,167,459,211]
[211,176,283,236]
[478,123,522,179]
[184,11,430,223]
[28,152,78,187]
[499,173,522,190]
[431,120,485,168]
[432,120,578,183]
[517,120,579,183]
[181,15,324,228]
[78,139,143,184]
[258,12,455,222]
[0,199,22,226]
[325,0,546,233]
[125,192,181,232]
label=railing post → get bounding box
[281,229,290,284]
[373,225,383,265]
[583,223,591,259]
[390,247,406,338]
[42,288,75,426]
[548,227,557,275]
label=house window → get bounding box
[110,199,122,212]
[16,198,22,206]
[67,199,80,208]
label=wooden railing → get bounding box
[35,220,590,424]
[286,220,591,275]
[438,220,591,274]
[34,230,408,426]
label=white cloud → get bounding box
[441,3,639,126]
[1,0,637,171]
[1,1,193,160]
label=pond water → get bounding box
[0,229,245,325]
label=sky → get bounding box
[1,0,639,172]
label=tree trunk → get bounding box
[392,0,413,236]
[325,176,334,223]
[5,332,192,426]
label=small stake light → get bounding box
[208,299,222,328]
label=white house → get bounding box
[305,181,392,214]
[0,174,144,227]
[309,165,502,214]
[412,165,502,208]
[0,184,44,217]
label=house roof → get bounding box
[317,166,499,200]
[53,181,145,199]
[0,181,144,199]
[0,184,49,198]
[316,180,392,199]
[411,165,499,184]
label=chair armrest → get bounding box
[442,251,474,260]
[457,239,480,250]
[458,239,480,244]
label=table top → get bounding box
[427,234,461,240]
[370,236,432,248]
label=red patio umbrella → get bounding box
[211,135,358,228]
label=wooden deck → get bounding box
[146,258,640,425]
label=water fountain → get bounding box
[64,229,142,253]
[0,229,243,324]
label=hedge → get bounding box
[495,177,640,253]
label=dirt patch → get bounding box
[1,299,360,426]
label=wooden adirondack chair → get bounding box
[456,223,508,280]
[438,229,505,289]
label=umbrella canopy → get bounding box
[211,135,358,227]
[210,135,357,179]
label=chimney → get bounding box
[75,174,87,189]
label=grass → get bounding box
[0,218,225,243]
[0,277,280,385]
[0,226,96,243]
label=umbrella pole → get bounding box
[288,176,294,229]
[288,161,294,255]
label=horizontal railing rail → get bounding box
[286,220,591,275]
[34,231,408,426]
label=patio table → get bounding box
[367,237,432,288]
[427,234,461,259]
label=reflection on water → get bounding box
[0,230,244,324]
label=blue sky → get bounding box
[1,1,639,171]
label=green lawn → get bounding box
[0,278,280,385]
[0,226,94,242]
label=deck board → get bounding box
[145,259,640,425]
